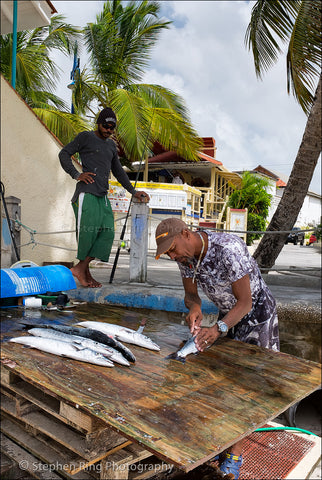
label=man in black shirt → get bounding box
[59,107,149,287]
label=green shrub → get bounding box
[246,213,266,246]
[228,171,272,245]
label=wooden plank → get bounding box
[1,385,40,418]
[59,403,104,433]
[0,367,19,386]
[1,395,127,462]
[66,441,132,475]
[1,306,321,472]
[0,416,95,480]
[125,444,153,465]
[1,374,95,434]
[1,380,107,436]
[0,432,62,480]
[100,449,134,480]
[131,457,173,480]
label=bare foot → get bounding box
[86,268,102,288]
[70,266,90,287]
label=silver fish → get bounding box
[28,328,130,366]
[22,323,136,363]
[166,336,199,363]
[9,336,114,367]
[76,321,160,351]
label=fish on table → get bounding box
[21,323,136,363]
[166,336,199,363]
[9,336,115,367]
[27,328,130,366]
[76,321,161,352]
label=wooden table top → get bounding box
[1,305,321,471]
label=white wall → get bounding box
[1,76,79,266]
[295,194,321,227]
[265,182,321,228]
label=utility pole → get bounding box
[11,0,18,89]
[67,43,80,113]
[129,198,149,283]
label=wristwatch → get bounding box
[216,320,229,336]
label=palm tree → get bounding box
[228,171,272,245]
[245,0,322,270]
[72,0,201,162]
[0,14,89,144]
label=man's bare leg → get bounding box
[85,265,102,288]
[71,257,94,287]
[227,439,244,456]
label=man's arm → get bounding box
[59,136,83,180]
[195,274,253,351]
[182,277,203,334]
[111,154,137,195]
[111,155,150,201]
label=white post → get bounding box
[130,198,148,283]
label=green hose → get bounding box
[254,427,319,437]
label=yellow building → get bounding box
[114,137,241,229]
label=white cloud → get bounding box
[53,0,321,194]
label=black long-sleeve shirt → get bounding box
[59,131,136,202]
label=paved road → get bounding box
[103,239,322,280]
[249,241,321,272]
[88,241,321,308]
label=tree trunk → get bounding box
[253,74,322,270]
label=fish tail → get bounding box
[165,352,186,363]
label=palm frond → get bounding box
[1,14,81,103]
[245,0,300,78]
[28,14,81,55]
[128,83,190,120]
[28,91,70,110]
[109,88,152,160]
[72,68,109,116]
[83,1,170,88]
[150,108,201,161]
[33,108,91,145]
[109,86,201,162]
[287,1,322,114]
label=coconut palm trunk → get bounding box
[253,74,322,270]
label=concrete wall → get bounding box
[1,76,79,266]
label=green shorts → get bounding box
[72,193,115,262]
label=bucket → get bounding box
[0,265,76,299]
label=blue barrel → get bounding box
[0,265,76,298]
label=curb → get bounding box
[69,284,219,314]
[264,273,321,289]
[69,271,320,313]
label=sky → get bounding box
[52,0,321,194]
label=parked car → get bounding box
[285,227,305,245]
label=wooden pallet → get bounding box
[0,367,172,480]
[2,311,320,473]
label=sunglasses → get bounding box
[102,123,115,131]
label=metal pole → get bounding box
[0,182,20,262]
[11,0,18,89]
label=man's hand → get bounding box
[134,191,150,203]
[186,305,203,335]
[77,172,96,184]
[195,325,220,352]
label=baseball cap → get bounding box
[155,218,188,259]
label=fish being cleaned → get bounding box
[9,336,114,367]
[166,336,199,363]
[22,323,136,363]
[28,328,130,366]
[76,321,161,351]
